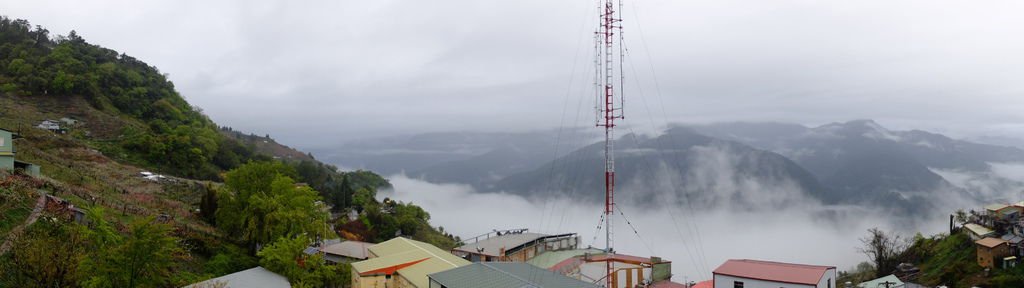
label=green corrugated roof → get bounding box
[352,237,470,288]
[429,262,601,288]
[857,274,903,288]
[526,248,604,269]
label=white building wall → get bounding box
[816,269,837,288]
[713,274,815,288]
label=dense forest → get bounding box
[0,16,459,287]
[0,16,253,179]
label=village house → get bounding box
[36,119,65,134]
[351,237,470,288]
[0,128,40,177]
[451,229,579,262]
[984,204,1023,228]
[1001,233,1024,257]
[427,262,601,288]
[976,237,1012,269]
[964,223,997,240]
[711,259,836,288]
[528,248,680,288]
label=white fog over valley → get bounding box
[7,0,1024,286]
[377,157,1024,280]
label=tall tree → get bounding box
[216,161,328,254]
[80,215,181,288]
[200,183,218,225]
[258,236,347,288]
[858,228,907,278]
[1,219,86,288]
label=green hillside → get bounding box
[0,16,458,287]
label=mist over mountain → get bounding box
[493,128,827,210]
[321,120,1024,217]
[312,129,597,187]
[690,120,1024,212]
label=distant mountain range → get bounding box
[319,120,1024,215]
[690,120,1024,212]
[313,129,598,188]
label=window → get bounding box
[828,278,832,288]
[734,281,744,288]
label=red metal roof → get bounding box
[713,259,834,285]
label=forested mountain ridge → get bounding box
[0,16,457,287]
[494,127,829,209]
[0,16,255,180]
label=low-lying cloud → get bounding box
[378,174,935,282]
[930,162,1024,207]
[366,146,1024,282]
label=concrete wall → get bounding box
[353,272,388,288]
[713,274,817,288]
[817,269,837,288]
[0,129,13,171]
[979,244,1011,268]
[0,156,13,171]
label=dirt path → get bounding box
[0,190,47,254]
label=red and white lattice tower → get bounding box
[594,0,624,286]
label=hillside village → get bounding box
[0,127,921,288]
[0,117,861,287]
[4,6,1024,288]
[12,114,1024,288]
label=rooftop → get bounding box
[1002,234,1024,244]
[985,203,1010,211]
[712,259,835,285]
[964,223,995,236]
[428,262,601,288]
[453,232,553,257]
[353,237,470,288]
[527,248,604,269]
[857,274,903,288]
[322,240,373,260]
[651,280,702,288]
[976,237,1009,248]
[181,267,290,288]
[584,253,664,265]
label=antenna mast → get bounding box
[595,0,624,286]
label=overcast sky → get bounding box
[6,0,1024,149]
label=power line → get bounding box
[616,205,654,256]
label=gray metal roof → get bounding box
[428,262,600,288]
[322,240,372,259]
[182,267,290,288]
[454,232,550,257]
[1002,234,1024,244]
